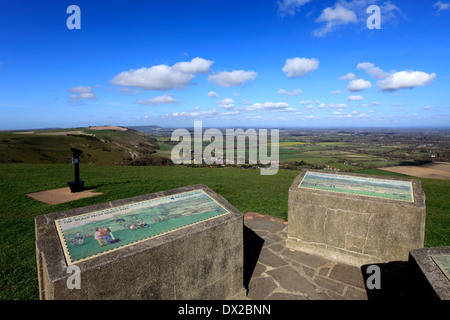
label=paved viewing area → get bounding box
[243,212,410,300]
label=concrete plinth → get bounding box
[35,184,246,300]
[287,170,426,267]
[409,246,450,300]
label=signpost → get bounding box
[68,148,84,193]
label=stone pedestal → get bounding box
[287,170,426,267]
[35,184,246,300]
[409,246,450,300]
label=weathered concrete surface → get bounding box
[287,170,426,267]
[35,184,246,300]
[409,246,450,300]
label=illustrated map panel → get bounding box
[431,254,450,281]
[55,189,229,265]
[298,171,414,202]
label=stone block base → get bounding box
[35,185,246,300]
[287,170,426,267]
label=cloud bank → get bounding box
[111,57,214,90]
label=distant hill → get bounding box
[128,125,173,135]
[0,126,172,166]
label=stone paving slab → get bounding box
[244,212,368,300]
[243,212,413,300]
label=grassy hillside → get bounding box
[0,127,169,165]
[0,163,448,299]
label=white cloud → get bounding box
[311,102,348,110]
[278,88,303,96]
[357,62,389,79]
[71,93,96,100]
[111,57,213,90]
[69,86,94,94]
[247,115,263,121]
[313,1,402,37]
[347,78,372,92]
[338,72,358,80]
[277,0,311,17]
[377,70,436,92]
[433,1,450,13]
[348,95,364,101]
[313,4,358,37]
[329,103,348,108]
[424,105,433,109]
[381,1,402,21]
[216,98,235,109]
[138,93,179,106]
[279,107,297,112]
[221,111,241,116]
[68,86,97,100]
[331,89,341,95]
[207,91,220,98]
[208,70,257,87]
[357,62,374,69]
[118,87,142,95]
[282,57,319,78]
[247,101,290,111]
[171,57,213,74]
[112,64,192,90]
[170,110,218,118]
[299,100,314,105]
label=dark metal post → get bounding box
[74,158,80,183]
[68,148,84,193]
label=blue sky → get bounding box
[1,0,449,129]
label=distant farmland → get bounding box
[380,162,450,180]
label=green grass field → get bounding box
[0,164,448,299]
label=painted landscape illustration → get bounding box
[299,171,413,201]
[56,190,228,264]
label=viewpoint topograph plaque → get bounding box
[55,189,229,265]
[35,185,246,300]
[288,170,426,267]
[298,171,414,202]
